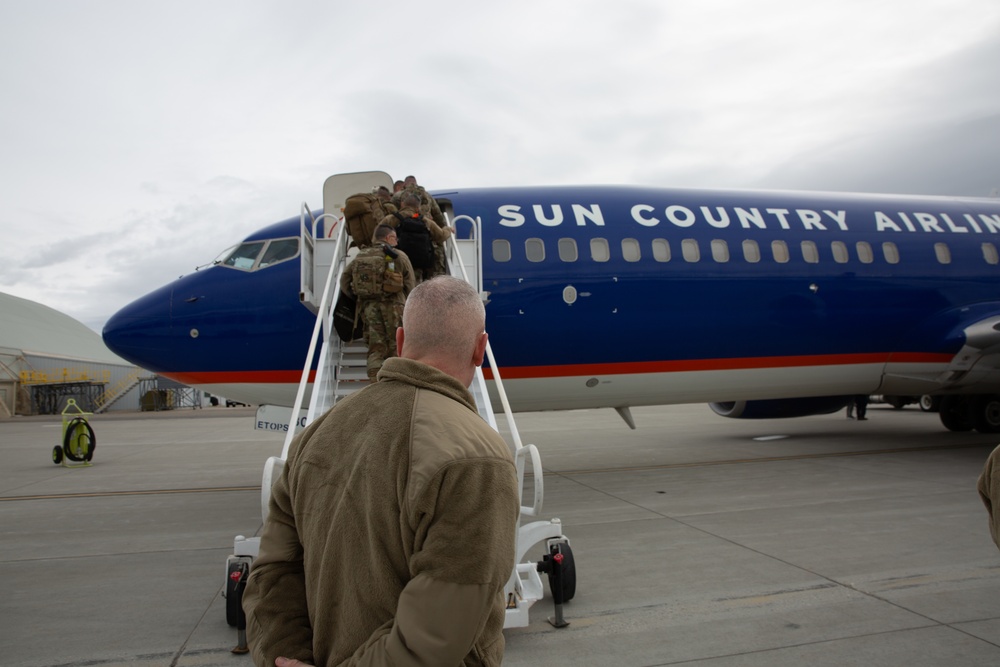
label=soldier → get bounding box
[402,175,447,227]
[340,224,415,380]
[375,185,397,215]
[383,192,453,283]
[402,175,449,276]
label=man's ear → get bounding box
[396,327,405,356]
[473,332,488,367]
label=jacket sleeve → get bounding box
[398,252,416,296]
[344,458,519,666]
[340,263,355,298]
[978,444,1000,551]
[426,217,453,244]
[243,459,314,667]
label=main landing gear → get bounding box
[938,394,1000,433]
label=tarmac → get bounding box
[3,401,1000,666]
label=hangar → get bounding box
[0,292,143,416]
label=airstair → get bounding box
[225,172,573,634]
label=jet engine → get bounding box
[709,396,852,419]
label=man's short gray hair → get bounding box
[402,277,485,359]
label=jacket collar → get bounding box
[377,357,477,413]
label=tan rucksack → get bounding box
[344,193,388,247]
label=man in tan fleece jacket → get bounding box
[978,444,1000,551]
[243,276,520,667]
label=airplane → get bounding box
[103,171,1000,434]
[102,170,1000,631]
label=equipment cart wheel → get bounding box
[52,446,63,464]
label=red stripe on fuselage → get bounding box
[482,352,951,379]
[162,352,952,385]
[164,370,315,385]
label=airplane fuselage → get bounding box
[103,184,1000,422]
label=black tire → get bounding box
[939,396,975,432]
[52,445,63,464]
[226,561,244,627]
[546,542,576,603]
[919,395,941,412]
[974,395,1000,434]
[886,396,907,410]
[63,418,95,462]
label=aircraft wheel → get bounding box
[974,395,1000,434]
[546,542,576,603]
[939,396,975,432]
[52,446,63,464]
[919,395,941,412]
[885,396,908,410]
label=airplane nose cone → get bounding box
[102,284,175,372]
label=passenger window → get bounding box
[258,239,299,268]
[711,239,729,262]
[934,242,951,264]
[622,238,641,262]
[558,238,578,262]
[771,240,789,263]
[882,242,900,264]
[223,241,265,270]
[682,239,700,263]
[831,241,849,264]
[742,240,760,263]
[492,239,511,262]
[856,241,874,264]
[652,238,671,262]
[591,238,610,262]
[526,238,545,263]
[983,243,999,265]
[801,241,819,264]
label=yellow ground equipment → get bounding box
[53,399,95,467]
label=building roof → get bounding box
[0,292,130,365]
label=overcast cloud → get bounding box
[2,0,999,333]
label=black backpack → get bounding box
[393,212,434,270]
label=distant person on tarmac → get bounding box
[846,394,869,420]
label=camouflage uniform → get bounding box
[340,245,415,380]
[413,185,449,277]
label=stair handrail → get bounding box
[444,217,524,451]
[94,367,143,412]
[444,218,543,518]
[280,204,347,460]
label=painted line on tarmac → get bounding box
[551,442,989,476]
[0,486,260,502]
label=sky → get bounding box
[2,0,1000,334]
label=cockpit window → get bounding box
[223,242,265,270]
[259,239,299,268]
[219,238,299,271]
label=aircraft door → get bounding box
[322,171,394,238]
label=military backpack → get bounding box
[343,193,388,247]
[393,212,434,270]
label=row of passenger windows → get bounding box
[492,238,1000,266]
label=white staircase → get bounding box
[227,172,572,631]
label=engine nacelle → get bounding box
[710,396,852,419]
